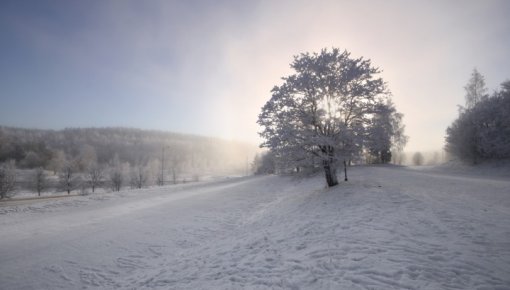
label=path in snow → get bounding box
[0,166,509,289]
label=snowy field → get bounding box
[1,166,509,290]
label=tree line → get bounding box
[445,69,510,164]
[0,127,257,198]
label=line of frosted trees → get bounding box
[0,150,185,199]
[445,69,510,163]
[0,127,257,199]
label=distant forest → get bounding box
[0,126,257,176]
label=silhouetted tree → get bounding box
[258,48,403,186]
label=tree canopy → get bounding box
[258,48,406,186]
[464,68,489,110]
[446,75,510,163]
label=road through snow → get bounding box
[1,166,509,289]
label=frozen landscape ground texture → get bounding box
[1,166,509,289]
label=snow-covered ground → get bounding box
[1,166,509,289]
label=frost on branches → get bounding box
[446,77,510,163]
[258,48,407,187]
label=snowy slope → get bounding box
[0,166,509,289]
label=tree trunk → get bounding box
[323,161,338,187]
[343,160,348,181]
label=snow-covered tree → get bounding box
[58,161,79,194]
[48,150,67,175]
[0,160,16,199]
[31,167,47,196]
[445,111,478,163]
[86,164,104,193]
[109,169,123,192]
[365,100,408,164]
[21,151,43,168]
[464,68,488,110]
[391,150,406,165]
[169,152,183,185]
[258,48,400,186]
[146,158,162,186]
[475,81,510,159]
[108,154,125,192]
[130,164,149,189]
[78,145,98,171]
[446,79,510,163]
[252,151,276,175]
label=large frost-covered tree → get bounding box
[258,48,404,186]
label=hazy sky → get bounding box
[1,0,509,152]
